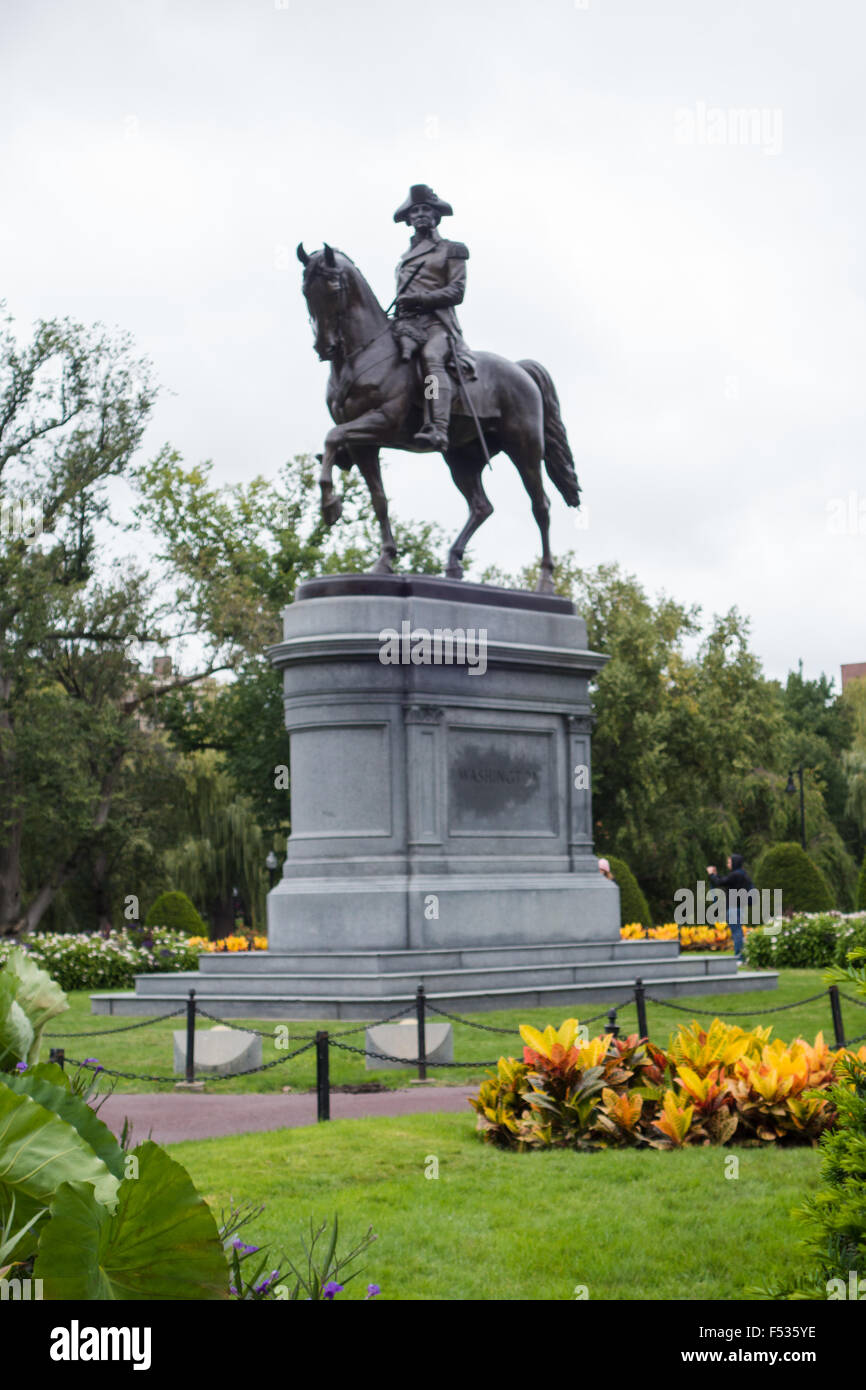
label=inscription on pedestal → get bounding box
[447,727,556,836]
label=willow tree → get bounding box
[162,749,266,937]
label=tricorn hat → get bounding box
[393,184,453,223]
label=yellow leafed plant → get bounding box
[649,1090,695,1148]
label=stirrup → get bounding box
[414,424,448,449]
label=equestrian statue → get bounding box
[297,183,581,593]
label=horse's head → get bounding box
[297,242,385,361]
[297,243,350,360]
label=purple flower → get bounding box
[15,1061,27,1072]
[232,1239,260,1255]
[323,1281,343,1300]
[254,1270,281,1294]
[366,1283,381,1298]
[83,1058,103,1072]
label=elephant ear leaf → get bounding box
[3,949,68,1064]
[0,970,33,1071]
[3,1067,125,1179]
[0,1083,118,1260]
[35,1141,229,1301]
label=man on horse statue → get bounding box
[392,183,477,451]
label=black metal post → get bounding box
[634,979,648,1040]
[798,765,806,852]
[828,985,846,1049]
[185,989,196,1083]
[606,1007,620,1040]
[315,1031,330,1121]
[416,984,428,1081]
[48,1048,65,1070]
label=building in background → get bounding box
[841,662,866,690]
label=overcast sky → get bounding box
[3,0,864,684]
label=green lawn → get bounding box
[171,1112,819,1300]
[51,968,852,1094]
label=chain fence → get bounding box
[43,974,866,1102]
[642,989,828,1018]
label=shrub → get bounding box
[0,929,202,992]
[741,912,866,970]
[470,1015,862,1152]
[858,853,866,911]
[754,842,834,913]
[144,890,206,935]
[607,856,652,930]
[760,952,866,1297]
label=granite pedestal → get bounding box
[265,573,619,951]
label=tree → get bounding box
[160,751,267,937]
[0,308,167,934]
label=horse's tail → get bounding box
[517,359,581,508]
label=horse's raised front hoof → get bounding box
[445,559,464,580]
[321,495,343,527]
[535,568,555,595]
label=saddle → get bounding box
[393,327,498,425]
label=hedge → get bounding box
[607,855,652,930]
[754,842,834,914]
[144,890,207,936]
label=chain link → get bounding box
[837,991,866,1012]
[64,1037,317,1083]
[424,1000,629,1033]
[45,1007,188,1038]
[194,1001,417,1039]
[327,1037,498,1068]
[643,989,827,1018]
[424,1003,518,1034]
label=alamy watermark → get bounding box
[0,496,43,543]
[1,1277,43,1300]
[826,491,866,535]
[674,103,783,156]
[379,621,487,676]
[673,882,782,928]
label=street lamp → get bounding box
[785,765,806,851]
[265,850,279,890]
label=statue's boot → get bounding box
[414,369,452,451]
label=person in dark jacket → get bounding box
[706,854,754,964]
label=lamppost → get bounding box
[265,851,279,890]
[785,765,806,851]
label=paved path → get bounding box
[99,1087,477,1144]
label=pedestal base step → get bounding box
[92,966,777,1020]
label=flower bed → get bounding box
[0,928,202,991]
[743,912,866,970]
[470,1017,866,1151]
[188,935,268,953]
[621,921,734,951]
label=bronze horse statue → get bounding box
[297,242,581,594]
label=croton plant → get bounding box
[470,1017,865,1151]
